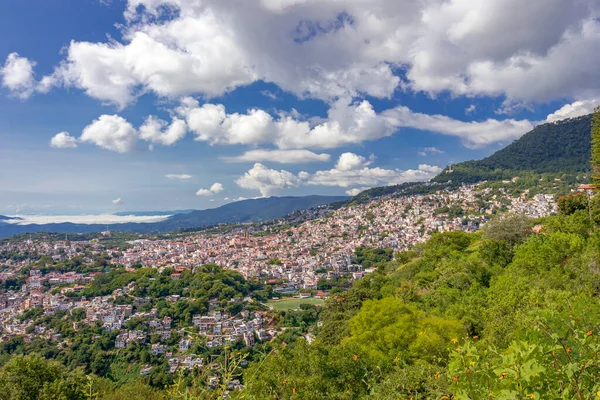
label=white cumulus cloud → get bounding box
[177,97,395,150]
[139,116,187,146]
[29,0,600,108]
[545,99,599,122]
[345,187,369,196]
[335,152,372,171]
[53,113,189,152]
[80,115,139,153]
[50,132,78,149]
[1,53,37,99]
[236,163,305,197]
[175,95,538,150]
[383,107,534,148]
[196,182,224,196]
[308,153,441,188]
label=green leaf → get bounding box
[520,359,545,382]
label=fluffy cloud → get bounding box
[80,115,138,153]
[234,153,442,196]
[177,97,395,149]
[545,99,599,122]
[62,93,536,154]
[195,189,212,196]
[236,163,305,197]
[43,13,257,108]
[407,0,600,102]
[177,97,275,146]
[139,116,187,146]
[335,152,371,171]
[418,164,443,174]
[345,187,369,196]
[383,107,534,148]
[165,173,192,180]
[222,149,330,164]
[308,153,441,188]
[54,113,188,152]
[31,0,600,158]
[50,132,78,149]
[32,0,600,107]
[1,53,37,99]
[177,95,537,150]
[196,182,224,196]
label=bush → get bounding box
[481,214,534,248]
[557,192,588,215]
[0,354,88,400]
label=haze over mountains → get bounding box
[0,195,347,238]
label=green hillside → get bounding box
[240,213,600,399]
[432,114,593,184]
[4,212,600,399]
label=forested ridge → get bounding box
[432,114,593,184]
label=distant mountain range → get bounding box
[0,195,347,238]
[114,210,195,217]
[432,114,593,184]
[150,195,348,232]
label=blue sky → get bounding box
[1,0,599,215]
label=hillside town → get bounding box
[0,183,558,376]
[105,184,555,284]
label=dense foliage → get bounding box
[432,114,593,184]
[241,211,600,399]
[354,246,394,269]
[592,106,600,189]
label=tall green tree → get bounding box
[591,105,600,189]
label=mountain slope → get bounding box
[432,114,593,184]
[0,195,347,238]
[114,210,195,217]
[154,195,348,231]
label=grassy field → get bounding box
[267,297,324,311]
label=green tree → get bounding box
[343,297,462,365]
[0,354,88,400]
[480,214,533,248]
[557,192,588,215]
[592,105,600,189]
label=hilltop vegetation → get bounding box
[433,114,593,184]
